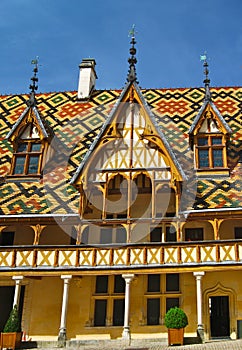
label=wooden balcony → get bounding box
[0,240,242,274]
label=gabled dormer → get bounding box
[72,80,185,186]
[6,61,52,178]
[189,56,231,176]
[71,31,186,228]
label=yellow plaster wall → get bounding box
[220,219,242,239]
[182,221,214,240]
[64,273,198,340]
[39,225,72,245]
[15,225,35,245]
[3,225,34,245]
[2,224,74,246]
[27,277,62,338]
[87,224,103,244]
[184,272,240,340]
[24,270,242,341]
[66,276,92,338]
[202,270,242,340]
[131,223,151,243]
[130,193,152,218]
[182,273,197,334]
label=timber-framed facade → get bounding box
[0,41,242,345]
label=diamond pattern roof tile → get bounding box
[0,86,241,214]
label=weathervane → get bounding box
[200,51,211,101]
[127,25,138,83]
[28,57,39,107]
[128,24,136,38]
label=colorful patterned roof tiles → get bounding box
[0,85,241,215]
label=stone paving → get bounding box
[146,339,242,350]
[23,339,242,350]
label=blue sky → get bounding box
[0,0,241,95]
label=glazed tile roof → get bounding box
[0,86,241,215]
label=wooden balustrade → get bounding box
[0,240,241,271]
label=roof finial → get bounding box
[200,52,211,101]
[27,57,39,107]
[127,25,138,83]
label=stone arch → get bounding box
[203,282,236,340]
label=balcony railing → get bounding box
[0,240,241,272]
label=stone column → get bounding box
[58,275,72,344]
[122,274,135,341]
[12,276,24,308]
[193,271,205,342]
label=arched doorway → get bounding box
[204,282,235,339]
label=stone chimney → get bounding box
[77,58,97,100]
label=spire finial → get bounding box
[127,25,138,83]
[200,52,211,101]
[27,57,39,107]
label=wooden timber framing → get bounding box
[0,240,242,274]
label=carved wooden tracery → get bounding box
[76,85,183,243]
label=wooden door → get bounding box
[210,296,230,338]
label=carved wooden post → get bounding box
[31,224,46,245]
[209,219,223,240]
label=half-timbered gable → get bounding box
[0,38,242,346]
[72,81,185,245]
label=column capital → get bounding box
[61,275,72,280]
[12,276,24,281]
[122,274,135,284]
[193,271,205,278]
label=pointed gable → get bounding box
[188,55,232,176]
[188,99,231,174]
[6,103,51,142]
[190,53,231,137]
[6,60,52,143]
[5,100,53,177]
[5,61,53,178]
[71,81,186,186]
[189,100,232,138]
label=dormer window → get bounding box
[13,141,42,175]
[189,105,231,176]
[11,123,43,176]
[196,135,225,169]
[6,59,53,179]
[188,57,232,176]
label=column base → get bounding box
[197,324,205,343]
[122,326,131,342]
[58,329,67,347]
